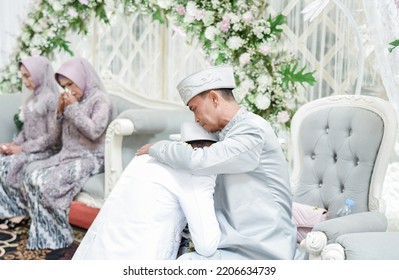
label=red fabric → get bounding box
[69,201,100,229]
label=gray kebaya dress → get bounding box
[0,56,59,221]
[149,107,297,259]
[22,57,113,250]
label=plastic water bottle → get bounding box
[336,198,355,217]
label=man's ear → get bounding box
[208,90,219,105]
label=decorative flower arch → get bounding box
[0,0,316,130]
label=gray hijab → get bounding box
[19,56,59,115]
[55,57,107,100]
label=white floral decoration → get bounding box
[0,0,316,131]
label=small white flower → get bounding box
[21,31,31,42]
[240,79,255,91]
[242,11,253,23]
[204,26,219,41]
[255,93,271,110]
[227,36,244,50]
[259,43,270,55]
[186,2,197,17]
[18,107,25,122]
[176,4,186,15]
[158,0,173,9]
[233,86,250,102]
[53,2,64,12]
[227,13,240,24]
[239,53,251,66]
[202,11,214,26]
[277,111,290,123]
[9,64,18,73]
[68,7,79,18]
[183,14,195,24]
[30,48,41,57]
[257,75,272,88]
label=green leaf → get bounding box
[152,7,165,24]
[388,39,399,53]
[269,14,286,34]
[278,62,317,89]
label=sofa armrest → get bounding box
[104,118,134,199]
[104,108,193,199]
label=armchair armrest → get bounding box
[104,108,193,199]
[300,211,387,260]
[313,211,387,242]
[334,232,399,260]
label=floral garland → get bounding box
[0,0,316,130]
[0,0,109,93]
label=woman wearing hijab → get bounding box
[22,57,113,250]
[0,56,59,230]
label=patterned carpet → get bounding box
[0,220,86,260]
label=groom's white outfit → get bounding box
[72,123,220,260]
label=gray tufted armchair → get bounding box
[290,95,399,260]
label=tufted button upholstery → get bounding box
[292,106,384,218]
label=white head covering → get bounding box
[177,65,236,105]
[180,122,218,142]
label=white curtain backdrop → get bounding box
[0,0,31,69]
[363,0,399,231]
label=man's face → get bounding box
[188,93,220,132]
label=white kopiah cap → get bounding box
[177,65,236,105]
[180,122,218,142]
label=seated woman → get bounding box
[0,56,59,229]
[22,57,114,250]
[72,122,221,260]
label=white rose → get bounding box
[30,48,41,57]
[158,0,173,9]
[21,31,31,42]
[227,36,244,50]
[53,2,64,12]
[233,86,249,102]
[202,11,214,26]
[26,18,35,26]
[242,11,253,23]
[186,2,197,17]
[240,79,255,91]
[257,75,272,88]
[277,111,290,123]
[204,26,218,41]
[254,93,271,110]
[183,15,195,24]
[239,53,251,66]
[68,7,79,18]
[259,43,270,55]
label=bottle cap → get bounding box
[345,198,355,206]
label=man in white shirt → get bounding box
[73,122,220,260]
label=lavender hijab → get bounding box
[55,57,107,100]
[19,56,59,115]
